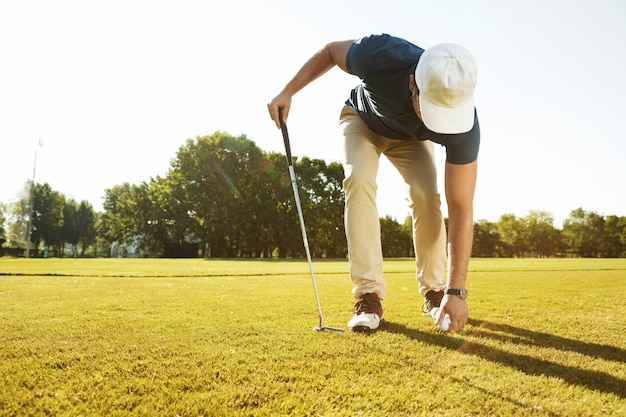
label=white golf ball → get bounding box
[430,307,451,331]
[438,316,450,332]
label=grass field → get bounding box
[1,258,625,416]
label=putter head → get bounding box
[313,325,344,334]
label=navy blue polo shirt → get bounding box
[345,33,480,164]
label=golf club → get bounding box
[278,108,344,334]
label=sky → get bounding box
[1,0,625,228]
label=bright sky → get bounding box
[1,0,625,228]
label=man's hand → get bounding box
[267,93,292,129]
[438,294,468,332]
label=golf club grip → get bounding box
[278,108,293,166]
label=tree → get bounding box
[30,183,65,256]
[264,152,299,258]
[100,182,151,246]
[523,210,561,257]
[7,181,31,251]
[62,200,97,257]
[62,199,80,256]
[167,132,269,257]
[497,214,527,257]
[618,217,626,256]
[0,203,6,256]
[76,201,97,256]
[602,215,625,258]
[250,153,286,258]
[228,137,285,258]
[562,208,605,257]
[472,219,501,257]
[291,157,346,258]
[380,215,412,257]
[320,160,348,258]
[144,175,188,257]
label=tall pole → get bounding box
[25,143,39,258]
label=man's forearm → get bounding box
[446,207,473,288]
[444,160,477,289]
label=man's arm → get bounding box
[267,39,354,128]
[439,160,477,332]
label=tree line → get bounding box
[1,183,97,258]
[1,132,625,258]
[472,209,626,258]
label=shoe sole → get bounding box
[349,325,378,333]
[349,318,384,334]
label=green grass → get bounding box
[1,258,625,416]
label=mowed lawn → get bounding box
[0,258,625,416]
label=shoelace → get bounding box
[352,294,381,315]
[423,290,444,313]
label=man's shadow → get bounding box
[381,318,626,399]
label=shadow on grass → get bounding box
[381,320,626,399]
[466,318,626,364]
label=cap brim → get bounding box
[420,95,475,134]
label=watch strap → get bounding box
[445,288,468,299]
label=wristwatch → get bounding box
[445,288,468,300]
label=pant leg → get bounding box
[382,138,447,296]
[339,106,386,300]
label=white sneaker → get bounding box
[347,293,383,333]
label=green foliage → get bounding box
[30,183,65,256]
[76,201,97,256]
[1,258,624,416]
[605,215,626,257]
[478,209,625,258]
[4,132,626,259]
[100,182,150,246]
[562,208,611,257]
[5,182,30,249]
[0,203,6,256]
[61,199,80,249]
[98,132,348,259]
[167,132,284,257]
[380,215,412,257]
[291,157,346,258]
[472,219,501,257]
[497,213,527,257]
[2,183,98,258]
[523,210,561,257]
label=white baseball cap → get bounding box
[415,43,477,134]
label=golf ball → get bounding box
[430,307,451,331]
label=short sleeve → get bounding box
[424,113,481,164]
[346,34,391,80]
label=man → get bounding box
[268,34,479,333]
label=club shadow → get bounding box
[381,320,626,399]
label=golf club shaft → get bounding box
[278,108,324,328]
[290,166,324,327]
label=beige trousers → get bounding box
[339,106,447,300]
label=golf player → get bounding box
[268,34,479,333]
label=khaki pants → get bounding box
[339,106,447,300]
